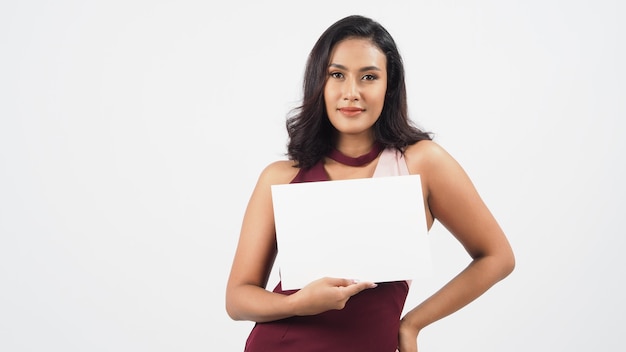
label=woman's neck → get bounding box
[333,133,376,157]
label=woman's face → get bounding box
[324,38,388,139]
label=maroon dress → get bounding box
[244,146,410,352]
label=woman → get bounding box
[225,14,515,352]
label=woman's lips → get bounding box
[338,107,364,117]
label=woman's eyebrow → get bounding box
[328,63,382,72]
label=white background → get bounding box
[1,1,624,351]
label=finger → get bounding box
[324,277,357,287]
[342,280,378,296]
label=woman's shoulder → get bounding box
[403,139,458,174]
[404,139,448,162]
[257,159,301,186]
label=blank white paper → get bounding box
[271,174,432,290]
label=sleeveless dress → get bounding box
[244,148,412,352]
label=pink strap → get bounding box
[372,148,410,177]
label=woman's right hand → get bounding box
[288,277,378,316]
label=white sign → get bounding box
[271,175,432,290]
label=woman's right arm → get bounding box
[225,161,297,322]
[225,161,375,323]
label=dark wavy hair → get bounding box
[286,15,433,169]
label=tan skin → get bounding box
[225,38,515,351]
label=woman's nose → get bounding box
[343,79,360,101]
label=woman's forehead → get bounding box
[329,38,386,68]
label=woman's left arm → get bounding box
[398,140,515,351]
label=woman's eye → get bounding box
[362,74,377,81]
[330,72,344,79]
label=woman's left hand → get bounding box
[397,320,419,352]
